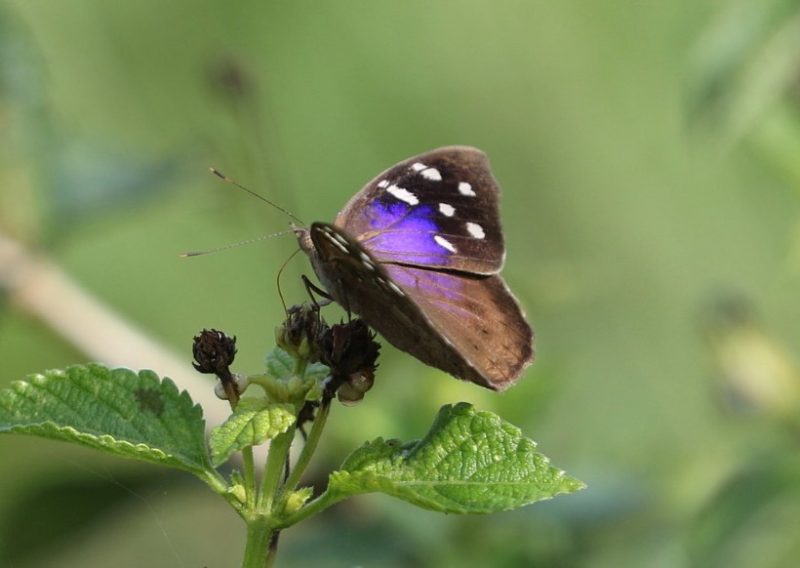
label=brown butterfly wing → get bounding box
[382,263,533,390]
[300,223,532,390]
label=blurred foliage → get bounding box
[1,0,800,566]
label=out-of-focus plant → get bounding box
[693,294,800,567]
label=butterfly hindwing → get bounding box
[382,263,533,389]
[334,146,505,275]
[304,223,531,390]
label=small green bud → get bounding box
[275,304,323,361]
[228,483,247,505]
[283,487,313,515]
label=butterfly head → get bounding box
[292,223,312,251]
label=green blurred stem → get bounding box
[242,517,273,568]
[258,427,295,512]
[242,446,257,509]
[246,373,271,389]
[265,531,280,568]
[280,399,331,499]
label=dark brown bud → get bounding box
[192,329,240,404]
[193,329,237,375]
[317,319,380,404]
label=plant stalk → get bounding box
[258,427,295,511]
[241,517,273,568]
[280,399,330,498]
[242,446,257,510]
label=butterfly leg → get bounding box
[301,275,353,322]
[301,274,334,309]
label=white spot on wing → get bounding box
[324,232,349,253]
[434,235,457,253]
[458,181,475,196]
[331,232,349,247]
[359,251,376,270]
[438,203,455,217]
[411,162,427,172]
[421,167,442,181]
[387,281,405,296]
[386,184,419,205]
[377,179,389,188]
[466,222,485,239]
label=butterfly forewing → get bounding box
[334,146,505,275]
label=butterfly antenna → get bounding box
[276,248,302,314]
[179,230,292,257]
[209,167,305,226]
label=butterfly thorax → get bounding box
[296,222,385,313]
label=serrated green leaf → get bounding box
[265,347,330,382]
[328,403,584,514]
[265,348,295,380]
[303,362,330,382]
[209,399,295,466]
[0,364,210,473]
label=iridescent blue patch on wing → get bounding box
[366,200,428,231]
[360,202,451,266]
[384,264,466,304]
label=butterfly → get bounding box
[295,146,533,391]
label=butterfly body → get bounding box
[296,146,533,391]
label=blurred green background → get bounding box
[2,1,800,566]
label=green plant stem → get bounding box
[258,427,295,512]
[242,517,273,568]
[242,446,257,510]
[265,531,280,568]
[280,400,331,498]
[201,469,229,494]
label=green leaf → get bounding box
[327,403,584,514]
[209,399,295,466]
[265,347,329,382]
[0,364,210,473]
[266,348,295,380]
[303,362,330,382]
